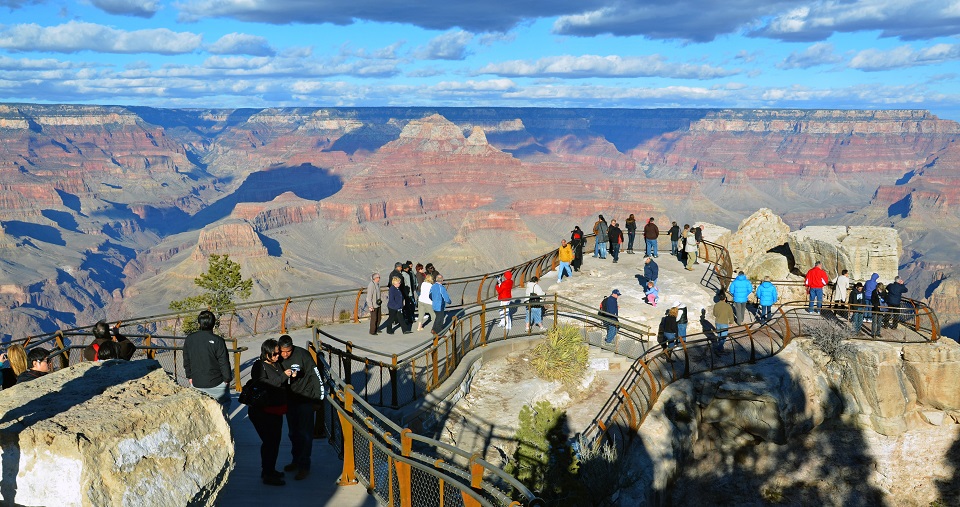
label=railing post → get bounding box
[144,334,155,360]
[337,387,359,486]
[232,337,243,391]
[354,289,364,323]
[253,306,262,335]
[54,331,68,370]
[390,355,400,408]
[280,298,291,334]
[462,454,485,507]
[476,274,489,304]
[431,336,440,389]
[395,429,413,507]
[552,294,558,328]
[305,298,315,328]
[343,342,354,386]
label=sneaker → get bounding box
[403,331,413,334]
[613,260,618,263]
[283,463,298,472]
[295,469,310,481]
[263,476,286,486]
[261,470,284,479]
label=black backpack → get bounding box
[598,296,609,317]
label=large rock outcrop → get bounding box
[787,226,901,282]
[725,208,791,271]
[0,360,233,507]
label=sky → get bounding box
[2,0,960,119]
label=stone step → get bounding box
[588,348,631,371]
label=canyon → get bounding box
[0,104,958,339]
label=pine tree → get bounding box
[169,254,252,333]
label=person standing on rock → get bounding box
[625,214,637,254]
[885,276,908,329]
[668,221,681,257]
[805,261,829,315]
[16,347,51,383]
[728,271,753,325]
[662,307,680,354]
[557,239,574,282]
[643,217,660,257]
[832,269,851,320]
[277,334,325,481]
[713,296,735,355]
[593,215,608,259]
[570,226,585,272]
[525,276,546,333]
[248,338,291,486]
[693,225,704,264]
[754,276,778,324]
[680,224,691,262]
[496,270,514,330]
[430,275,452,334]
[601,290,621,344]
[366,273,381,335]
[684,231,699,271]
[402,261,417,324]
[849,282,866,334]
[608,220,624,263]
[386,276,411,334]
[183,310,232,417]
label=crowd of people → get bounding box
[364,261,451,336]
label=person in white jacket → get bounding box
[832,269,851,320]
[416,274,435,331]
[525,276,546,333]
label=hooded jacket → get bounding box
[496,271,514,301]
[864,273,880,299]
[729,273,754,303]
[755,281,778,307]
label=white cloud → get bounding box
[432,78,516,92]
[208,33,275,56]
[414,31,473,60]
[0,21,201,54]
[475,54,739,80]
[778,42,843,69]
[755,0,960,41]
[90,0,160,18]
[849,43,960,71]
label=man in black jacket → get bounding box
[884,276,908,329]
[278,334,326,481]
[83,321,136,361]
[184,310,232,417]
[17,347,51,383]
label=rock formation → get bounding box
[0,359,233,506]
[725,208,791,271]
[788,226,902,281]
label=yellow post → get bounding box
[232,337,243,391]
[461,454,485,507]
[395,429,413,507]
[144,335,155,360]
[337,387,359,486]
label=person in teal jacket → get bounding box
[754,276,778,323]
[429,275,453,334]
[728,271,753,325]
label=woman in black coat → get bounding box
[248,338,291,486]
[570,226,585,272]
[870,283,885,337]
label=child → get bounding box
[645,281,660,306]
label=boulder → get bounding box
[787,226,901,282]
[902,339,960,410]
[0,360,233,507]
[726,208,791,270]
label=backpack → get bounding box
[573,231,582,241]
[91,342,100,361]
[598,296,609,317]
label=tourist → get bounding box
[870,283,886,337]
[416,274,435,331]
[425,263,439,280]
[684,231,699,271]
[183,310,232,417]
[680,224,691,262]
[625,214,637,254]
[430,275,452,334]
[557,239,574,282]
[693,225,704,264]
[386,276,411,334]
[17,347,52,383]
[675,302,689,341]
[644,281,660,307]
[248,339,291,486]
[831,269,851,319]
[94,341,122,360]
[83,320,136,361]
[525,276,546,333]
[754,276,778,324]
[642,256,659,286]
[593,215,608,259]
[728,271,753,325]
[804,261,829,315]
[402,262,417,324]
[2,344,27,388]
[850,283,866,334]
[668,221,681,256]
[570,226,585,272]
[885,276,908,329]
[662,307,680,353]
[608,220,623,263]
[713,296,735,355]
[366,272,381,335]
[496,270,514,330]
[415,263,426,287]
[601,290,621,344]
[643,217,660,257]
[278,334,325,481]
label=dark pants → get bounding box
[249,408,283,475]
[871,312,882,336]
[611,243,620,262]
[432,309,446,334]
[369,306,381,335]
[387,308,410,333]
[286,401,315,471]
[732,302,746,324]
[627,232,635,251]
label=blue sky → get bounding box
[2,0,960,119]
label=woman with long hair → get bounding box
[248,338,291,486]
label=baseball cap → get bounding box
[611,289,622,295]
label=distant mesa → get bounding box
[193,220,268,259]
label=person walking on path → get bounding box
[661,307,680,353]
[557,239,574,282]
[525,276,546,333]
[430,275,453,334]
[570,226,585,272]
[668,221,681,256]
[754,276,778,324]
[884,276,908,329]
[684,231,699,270]
[625,214,638,254]
[608,220,624,263]
[832,269,851,319]
[496,270,514,330]
[386,276,411,334]
[366,273,381,335]
[805,261,829,315]
[416,274,435,331]
[248,339,291,486]
[728,271,753,325]
[593,215,609,259]
[278,334,325,481]
[713,296,735,355]
[643,217,660,257]
[601,290,621,344]
[184,310,232,417]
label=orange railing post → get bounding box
[337,387,359,486]
[395,429,413,507]
[280,298,291,334]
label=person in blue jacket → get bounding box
[429,275,453,334]
[727,271,754,325]
[754,276,779,324]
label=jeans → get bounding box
[715,323,729,351]
[671,240,678,255]
[645,239,657,257]
[605,324,617,343]
[678,323,687,340]
[627,232,636,251]
[597,241,607,258]
[195,383,231,418]
[558,261,572,282]
[526,307,542,326]
[732,302,746,324]
[852,312,864,333]
[808,288,823,313]
[286,401,315,470]
[871,312,882,336]
[610,243,620,262]
[759,305,772,322]
[594,237,601,256]
[664,332,678,350]
[249,407,283,475]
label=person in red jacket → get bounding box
[496,270,514,330]
[805,260,829,315]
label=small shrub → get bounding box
[531,324,589,386]
[809,321,854,361]
[505,401,574,501]
[338,309,351,323]
[571,433,620,502]
[761,483,784,503]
